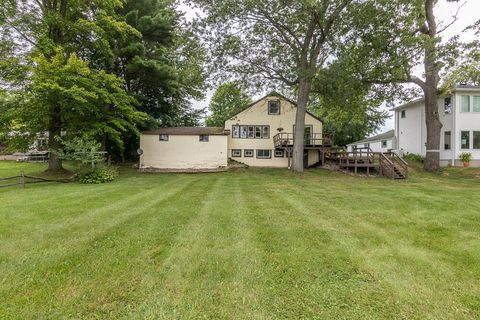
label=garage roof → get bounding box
[142,127,226,136]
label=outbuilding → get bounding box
[139,127,228,171]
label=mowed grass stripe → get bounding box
[267,172,480,319]
[0,175,208,319]
[129,175,266,319]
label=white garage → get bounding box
[139,127,228,171]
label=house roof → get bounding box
[347,130,395,146]
[226,91,324,123]
[390,84,480,111]
[142,127,226,136]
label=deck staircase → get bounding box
[331,147,408,179]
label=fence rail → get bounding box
[0,171,74,188]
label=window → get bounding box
[256,149,271,159]
[159,134,169,141]
[247,126,254,138]
[244,149,254,157]
[444,131,451,150]
[255,126,262,138]
[262,126,269,138]
[474,96,480,112]
[240,126,247,138]
[232,149,241,157]
[364,143,370,148]
[268,100,280,115]
[401,110,406,118]
[199,134,209,142]
[444,96,452,114]
[232,125,240,138]
[474,131,480,149]
[381,140,387,148]
[461,131,470,149]
[233,125,269,139]
[274,149,284,158]
[461,95,470,112]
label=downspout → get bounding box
[452,93,456,166]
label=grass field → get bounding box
[1,161,479,319]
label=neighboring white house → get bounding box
[139,93,329,170]
[139,127,228,170]
[392,84,480,167]
[347,130,394,152]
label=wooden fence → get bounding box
[0,171,74,188]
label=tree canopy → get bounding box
[206,82,252,127]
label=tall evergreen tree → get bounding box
[114,0,207,127]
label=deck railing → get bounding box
[273,133,332,149]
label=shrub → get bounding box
[459,152,473,163]
[404,153,425,163]
[80,167,118,184]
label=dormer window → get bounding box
[268,100,280,115]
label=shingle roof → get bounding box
[142,127,226,135]
[347,130,395,145]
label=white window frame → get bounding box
[232,149,242,157]
[274,149,284,158]
[199,134,209,142]
[268,100,280,115]
[444,131,451,150]
[444,96,452,114]
[460,131,470,149]
[473,131,480,150]
[381,140,387,148]
[244,149,254,157]
[159,134,169,141]
[473,96,480,113]
[460,95,471,113]
[256,149,271,159]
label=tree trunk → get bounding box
[47,106,64,172]
[292,78,311,173]
[422,0,442,172]
[423,85,442,171]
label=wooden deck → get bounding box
[331,147,408,179]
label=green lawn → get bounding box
[0,161,479,319]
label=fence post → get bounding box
[20,170,25,188]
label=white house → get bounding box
[347,130,394,152]
[392,84,480,166]
[139,93,330,171]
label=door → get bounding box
[293,125,313,145]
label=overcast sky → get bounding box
[180,0,479,133]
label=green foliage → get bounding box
[206,82,252,127]
[404,153,426,164]
[79,167,118,184]
[56,136,105,168]
[114,0,207,127]
[310,59,389,146]
[459,152,473,163]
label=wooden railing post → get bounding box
[20,171,25,188]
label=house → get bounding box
[139,93,329,171]
[139,127,228,170]
[392,84,480,166]
[347,130,394,152]
[224,93,326,168]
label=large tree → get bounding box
[114,0,207,128]
[0,0,145,171]
[344,0,465,171]
[189,0,353,172]
[206,82,252,127]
